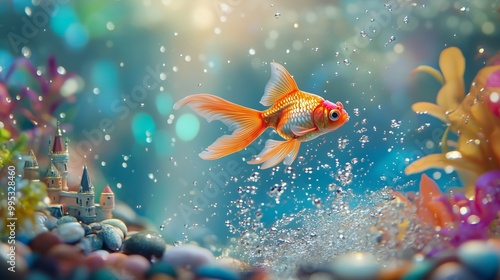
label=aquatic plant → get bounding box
[396,172,500,248]
[405,47,500,196]
[0,131,48,240]
[0,128,26,169]
[0,56,80,139]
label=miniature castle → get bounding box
[23,123,115,224]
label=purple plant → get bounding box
[0,56,78,138]
[431,170,500,246]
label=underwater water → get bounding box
[1,0,500,279]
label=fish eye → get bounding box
[329,109,340,121]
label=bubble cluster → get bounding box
[225,187,437,279]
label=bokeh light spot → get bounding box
[51,6,78,37]
[481,21,495,35]
[65,23,89,49]
[175,113,199,141]
[132,113,156,144]
[156,93,173,115]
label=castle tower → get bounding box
[44,163,62,203]
[49,122,69,189]
[72,165,96,223]
[97,185,115,221]
[23,150,40,181]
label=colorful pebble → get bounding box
[100,224,123,252]
[55,222,85,244]
[122,230,166,260]
[101,218,128,237]
[329,252,380,280]
[162,244,215,270]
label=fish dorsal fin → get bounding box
[260,62,299,107]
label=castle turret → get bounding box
[44,163,62,203]
[49,122,69,189]
[69,165,96,223]
[23,150,40,181]
[97,185,115,221]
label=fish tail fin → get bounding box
[174,94,267,159]
[247,139,301,169]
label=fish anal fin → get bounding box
[260,62,299,107]
[290,125,316,137]
[247,139,301,169]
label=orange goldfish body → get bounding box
[173,62,349,169]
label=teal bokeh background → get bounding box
[0,1,499,244]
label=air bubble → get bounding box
[21,46,31,58]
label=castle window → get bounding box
[78,211,80,216]
[65,164,67,171]
[52,179,54,184]
[86,200,89,206]
[76,198,78,204]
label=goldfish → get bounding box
[173,62,349,169]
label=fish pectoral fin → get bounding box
[290,125,317,137]
[260,62,299,107]
[247,139,301,169]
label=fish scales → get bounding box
[263,91,323,140]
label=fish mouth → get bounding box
[342,110,350,122]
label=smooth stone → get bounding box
[101,219,128,236]
[46,244,85,277]
[19,212,49,241]
[100,224,123,252]
[146,262,178,278]
[92,249,110,259]
[402,260,434,280]
[122,230,166,260]
[29,231,63,255]
[105,252,128,271]
[89,268,120,280]
[162,244,215,270]
[329,252,380,280]
[148,275,176,280]
[122,254,151,279]
[89,222,102,232]
[457,240,500,279]
[82,224,92,235]
[45,215,58,230]
[429,262,480,280]
[196,264,239,280]
[84,252,107,271]
[84,233,104,251]
[57,216,78,226]
[76,237,92,255]
[56,222,85,244]
[30,254,59,278]
[376,260,413,279]
[67,265,90,280]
